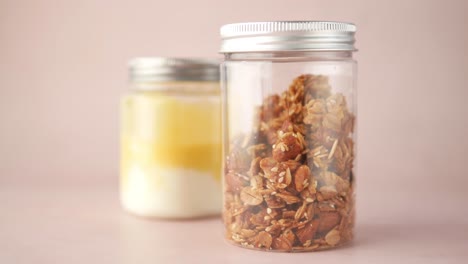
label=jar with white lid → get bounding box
[120,58,221,219]
[220,21,357,251]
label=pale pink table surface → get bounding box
[1,181,467,264]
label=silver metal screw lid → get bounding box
[220,21,356,53]
[129,57,220,82]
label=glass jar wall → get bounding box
[120,58,222,219]
[220,22,357,251]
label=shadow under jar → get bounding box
[220,21,358,252]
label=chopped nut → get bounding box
[225,172,247,193]
[282,229,296,244]
[227,148,251,172]
[250,210,270,227]
[265,223,282,237]
[317,212,341,233]
[265,195,286,209]
[294,165,311,192]
[259,157,278,172]
[296,220,319,244]
[272,236,293,251]
[282,210,296,219]
[253,231,273,249]
[272,133,305,162]
[282,160,302,172]
[278,218,295,228]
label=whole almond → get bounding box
[272,133,304,162]
[294,165,311,192]
[253,231,273,249]
[318,212,341,233]
[296,220,319,244]
[272,236,292,251]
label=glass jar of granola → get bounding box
[220,21,357,251]
[120,58,221,219]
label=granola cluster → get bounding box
[223,74,355,252]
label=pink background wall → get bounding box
[1,0,467,202]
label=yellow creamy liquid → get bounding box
[120,91,222,189]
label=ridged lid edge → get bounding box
[220,21,357,53]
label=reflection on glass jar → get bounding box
[220,21,358,251]
[120,58,221,219]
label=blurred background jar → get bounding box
[120,58,221,219]
[220,21,357,251]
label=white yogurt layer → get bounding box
[121,166,222,218]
